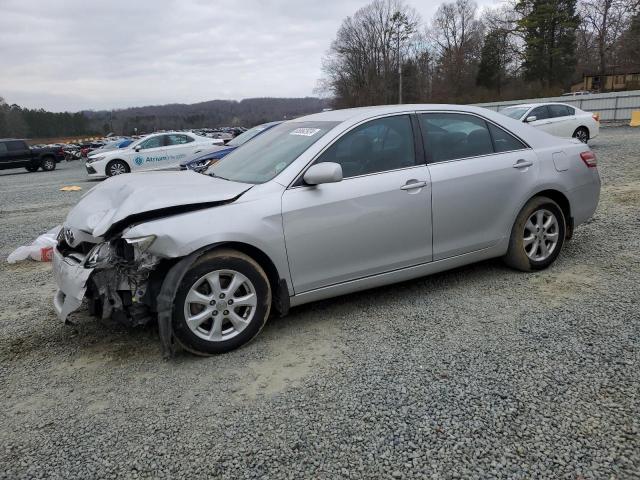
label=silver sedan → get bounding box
[53,104,601,356]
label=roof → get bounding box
[501,102,575,109]
[293,104,512,123]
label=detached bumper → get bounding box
[52,248,94,321]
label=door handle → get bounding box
[513,159,533,169]
[401,180,428,190]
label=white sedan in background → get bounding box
[500,103,599,143]
[86,132,223,178]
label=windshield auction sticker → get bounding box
[290,128,321,136]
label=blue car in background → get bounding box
[180,121,281,173]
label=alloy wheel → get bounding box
[574,129,588,143]
[523,209,560,262]
[109,162,127,175]
[183,269,258,342]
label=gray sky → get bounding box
[0,0,498,112]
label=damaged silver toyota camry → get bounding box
[54,104,600,356]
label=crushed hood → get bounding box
[66,171,252,237]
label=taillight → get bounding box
[592,113,600,122]
[580,151,597,168]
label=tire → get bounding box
[172,249,272,355]
[572,127,589,143]
[105,159,129,177]
[25,166,38,172]
[41,156,56,171]
[504,196,566,272]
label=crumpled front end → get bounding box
[53,229,162,326]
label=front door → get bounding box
[133,135,167,171]
[547,104,575,137]
[419,112,539,260]
[282,114,433,293]
[527,105,555,135]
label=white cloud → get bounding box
[0,0,501,111]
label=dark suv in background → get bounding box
[0,139,65,172]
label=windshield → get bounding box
[227,124,272,147]
[500,107,529,120]
[206,121,338,184]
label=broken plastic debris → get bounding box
[60,186,82,191]
[7,226,61,263]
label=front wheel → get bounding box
[572,127,589,143]
[172,249,271,355]
[504,196,566,272]
[105,159,129,176]
[41,157,56,171]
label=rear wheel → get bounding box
[172,249,271,355]
[41,157,56,171]
[106,159,129,176]
[504,196,566,272]
[572,127,589,143]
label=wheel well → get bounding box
[148,242,287,317]
[216,242,281,293]
[575,125,589,135]
[533,189,573,238]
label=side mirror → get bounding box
[134,146,142,152]
[303,162,343,185]
[525,115,537,123]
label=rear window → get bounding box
[419,113,527,162]
[548,105,571,118]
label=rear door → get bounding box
[420,112,538,260]
[527,105,555,135]
[547,104,575,137]
[164,134,196,167]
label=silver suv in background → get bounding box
[53,104,600,356]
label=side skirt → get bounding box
[289,242,507,308]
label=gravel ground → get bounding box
[0,128,638,479]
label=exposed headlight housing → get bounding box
[115,235,157,262]
[85,242,112,268]
[125,235,156,252]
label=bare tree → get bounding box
[429,0,484,101]
[320,0,423,107]
[579,0,636,73]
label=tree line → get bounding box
[0,98,95,139]
[0,96,330,139]
[319,0,640,107]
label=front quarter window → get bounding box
[207,121,338,184]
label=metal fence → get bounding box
[474,90,640,122]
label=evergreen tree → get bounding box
[476,29,509,93]
[516,0,579,88]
